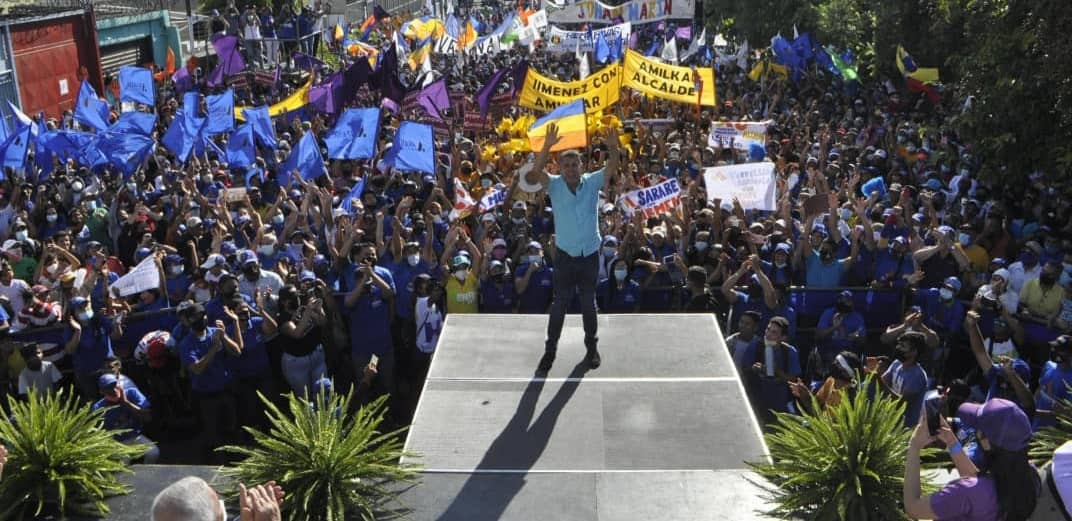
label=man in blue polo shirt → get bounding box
[177,302,242,464]
[525,124,621,373]
[344,242,396,396]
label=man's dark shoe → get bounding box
[585,348,601,369]
[537,351,556,374]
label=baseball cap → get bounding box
[31,284,50,295]
[957,398,1032,452]
[603,235,618,246]
[492,238,507,249]
[943,277,962,292]
[774,243,792,254]
[135,247,153,262]
[1024,241,1043,256]
[299,270,316,283]
[480,212,496,223]
[97,373,119,389]
[238,249,259,266]
[201,253,227,270]
[991,267,1011,282]
[452,255,471,268]
[186,216,203,229]
[526,240,543,251]
[164,254,184,266]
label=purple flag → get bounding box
[382,97,399,114]
[173,66,193,94]
[675,26,691,40]
[208,35,246,87]
[309,72,344,114]
[292,52,325,71]
[509,59,529,98]
[416,78,449,120]
[475,66,509,120]
[628,32,638,50]
[371,46,405,105]
[373,5,389,19]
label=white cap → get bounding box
[492,238,507,249]
[200,253,226,270]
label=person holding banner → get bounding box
[525,123,620,374]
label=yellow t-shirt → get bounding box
[815,377,845,409]
[1020,279,1064,318]
[962,245,990,275]
[445,274,480,314]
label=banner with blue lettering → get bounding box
[119,66,155,106]
[618,178,682,218]
[478,185,508,212]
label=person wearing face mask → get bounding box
[163,254,190,303]
[1006,241,1044,295]
[441,226,483,315]
[913,225,972,289]
[964,311,1034,414]
[597,235,619,282]
[16,343,62,397]
[344,243,397,400]
[2,239,37,282]
[1019,261,1064,321]
[871,236,914,289]
[0,263,31,324]
[904,396,1040,521]
[503,200,531,242]
[480,260,516,312]
[37,206,67,241]
[722,256,783,334]
[176,302,242,464]
[515,241,554,314]
[871,331,929,427]
[63,296,123,402]
[914,276,967,353]
[793,216,860,288]
[761,243,794,286]
[205,273,253,323]
[387,237,434,379]
[814,291,867,367]
[742,317,800,423]
[681,265,720,313]
[596,258,641,313]
[237,250,284,301]
[788,350,863,413]
[957,223,990,282]
[224,295,278,432]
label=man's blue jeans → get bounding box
[546,248,599,352]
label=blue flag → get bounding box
[8,102,37,140]
[279,131,325,185]
[338,177,366,214]
[609,34,623,61]
[244,167,265,187]
[33,114,52,180]
[110,111,157,136]
[324,108,379,160]
[98,131,155,177]
[645,38,660,57]
[242,106,278,149]
[226,125,256,168]
[74,81,111,132]
[382,121,434,174]
[594,33,611,63]
[119,66,155,106]
[40,130,95,160]
[161,111,205,162]
[0,126,31,175]
[205,89,236,135]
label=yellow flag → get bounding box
[234,77,313,121]
[621,50,716,106]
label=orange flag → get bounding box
[153,47,176,81]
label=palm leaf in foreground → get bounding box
[220,389,421,521]
[747,376,939,521]
[0,389,143,520]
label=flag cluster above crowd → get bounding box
[0,0,1069,490]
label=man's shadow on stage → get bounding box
[437,361,591,520]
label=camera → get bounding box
[924,390,942,436]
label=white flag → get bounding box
[576,39,590,79]
[661,37,678,65]
[682,27,705,62]
[736,40,750,69]
[419,52,435,87]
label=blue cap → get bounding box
[97,373,118,388]
[937,225,955,236]
[911,213,926,223]
[221,241,238,256]
[164,254,183,265]
[943,277,962,292]
[70,296,89,308]
[748,143,766,162]
[891,236,908,246]
[300,270,316,282]
[990,257,1007,268]
[839,289,853,299]
[924,178,943,191]
[775,243,792,254]
[135,247,153,262]
[811,225,828,237]
[238,249,259,266]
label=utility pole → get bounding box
[185,0,196,58]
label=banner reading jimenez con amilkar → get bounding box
[622,49,717,106]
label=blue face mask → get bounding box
[1020,252,1039,268]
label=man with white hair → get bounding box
[151,476,282,521]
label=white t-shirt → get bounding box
[18,361,62,395]
[239,270,284,299]
[415,297,443,354]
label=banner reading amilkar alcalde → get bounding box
[622,50,716,106]
[519,64,622,114]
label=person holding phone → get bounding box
[525,124,621,374]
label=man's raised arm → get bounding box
[528,123,562,189]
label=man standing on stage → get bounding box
[525,123,620,374]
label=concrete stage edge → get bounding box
[398,314,780,521]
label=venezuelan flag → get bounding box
[459,20,477,49]
[528,100,587,152]
[896,45,939,84]
[408,39,432,71]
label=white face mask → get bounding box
[77,310,93,322]
[512,217,525,225]
[774,260,787,269]
[695,241,708,252]
[527,255,542,264]
[840,209,852,220]
[170,265,184,276]
[613,269,627,281]
[939,288,954,301]
[46,214,58,223]
[958,233,971,246]
[407,254,420,267]
[271,215,285,226]
[454,269,467,281]
[603,247,617,257]
[193,287,212,303]
[258,244,275,256]
[873,231,882,242]
[14,230,27,241]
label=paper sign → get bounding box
[110,255,161,297]
[618,178,682,218]
[703,163,777,211]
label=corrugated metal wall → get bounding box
[9,11,101,119]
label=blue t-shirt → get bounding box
[547,169,603,257]
[883,360,928,427]
[90,271,121,311]
[226,316,270,378]
[165,274,191,304]
[631,266,673,312]
[1036,361,1072,429]
[66,318,114,373]
[346,266,395,356]
[390,259,433,319]
[596,278,641,312]
[205,294,254,323]
[92,383,151,441]
[805,250,847,287]
[916,288,966,337]
[178,327,232,394]
[515,263,554,313]
[873,250,913,287]
[816,308,866,355]
[480,276,516,313]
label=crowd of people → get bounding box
[0,0,1069,518]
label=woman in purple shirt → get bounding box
[903,398,1039,520]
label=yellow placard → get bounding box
[622,49,716,106]
[234,77,313,121]
[518,63,621,114]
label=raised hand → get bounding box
[543,123,562,151]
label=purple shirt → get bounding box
[929,477,999,521]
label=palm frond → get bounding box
[0,389,143,520]
[1030,383,1072,464]
[219,387,421,521]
